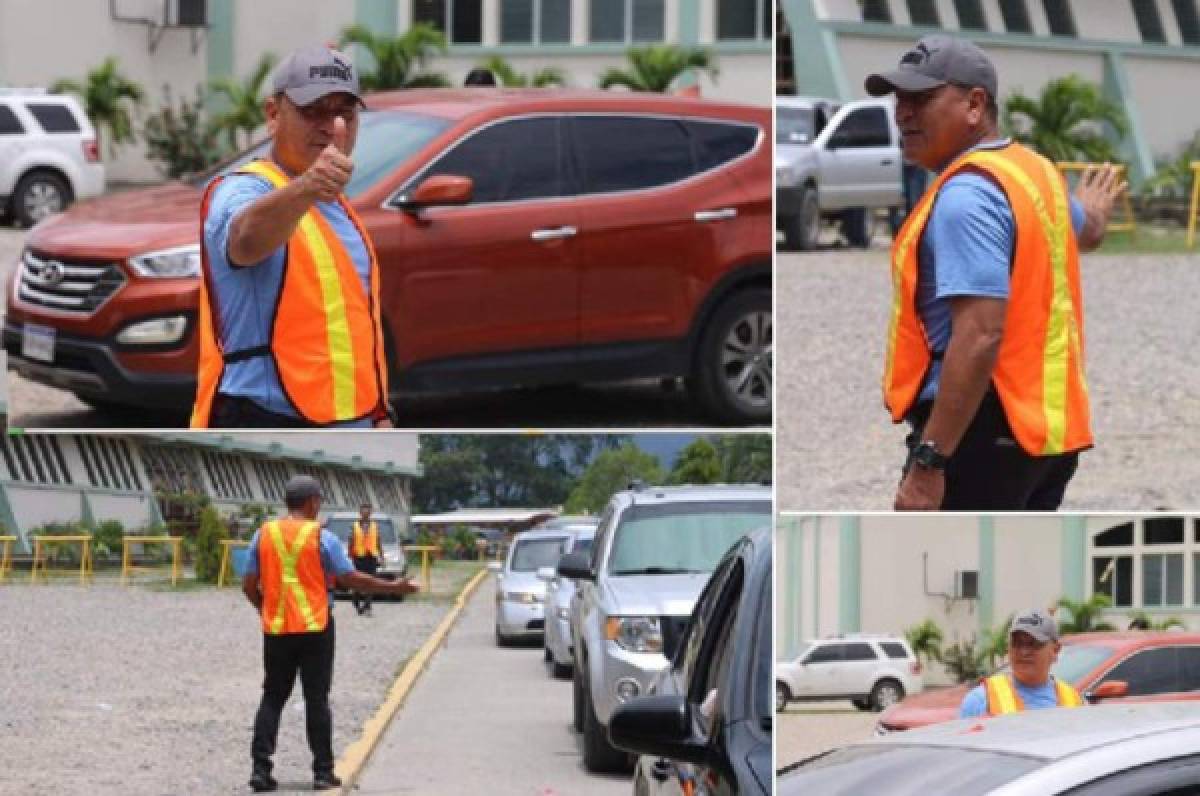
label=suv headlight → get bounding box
[128,244,201,278]
[505,591,540,604]
[606,617,663,654]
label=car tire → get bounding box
[495,627,511,648]
[572,657,586,733]
[852,698,872,711]
[782,186,820,250]
[870,679,905,712]
[691,288,772,425]
[776,681,791,713]
[552,659,572,680]
[13,170,71,229]
[582,674,631,773]
[544,645,552,663]
[841,207,876,249]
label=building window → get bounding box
[1042,0,1076,35]
[1093,554,1134,607]
[907,0,941,26]
[954,0,988,30]
[998,0,1032,32]
[1090,518,1200,610]
[0,436,72,485]
[77,435,142,492]
[253,460,292,503]
[717,0,770,40]
[201,452,254,501]
[414,0,483,44]
[334,470,370,508]
[368,474,409,517]
[296,464,338,507]
[1133,0,1168,42]
[589,0,665,43]
[1144,553,1185,606]
[501,0,571,43]
[139,443,203,495]
[1174,0,1200,44]
[861,0,893,23]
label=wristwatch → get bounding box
[910,440,949,471]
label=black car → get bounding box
[608,528,772,795]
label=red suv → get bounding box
[3,89,771,424]
[877,631,1200,733]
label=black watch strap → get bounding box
[911,441,949,470]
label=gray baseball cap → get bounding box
[272,45,362,107]
[285,474,323,503]
[865,35,997,99]
[1009,609,1060,644]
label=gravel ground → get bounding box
[775,702,879,770]
[778,247,1200,511]
[0,565,478,796]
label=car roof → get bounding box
[612,483,773,507]
[510,528,573,542]
[1063,630,1200,648]
[327,511,392,519]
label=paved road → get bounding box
[775,702,878,770]
[354,575,630,795]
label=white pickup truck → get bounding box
[776,95,904,250]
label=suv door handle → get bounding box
[694,207,737,222]
[530,226,577,241]
[881,159,894,166]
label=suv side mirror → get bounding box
[609,695,709,765]
[396,175,473,213]
[1086,680,1128,702]
[557,551,594,581]
[536,566,557,582]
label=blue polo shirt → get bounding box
[959,676,1065,718]
[203,172,373,426]
[243,524,356,609]
[916,139,1087,403]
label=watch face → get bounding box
[915,443,946,469]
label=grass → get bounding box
[1094,224,1199,255]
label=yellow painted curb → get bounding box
[334,567,490,792]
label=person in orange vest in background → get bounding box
[958,609,1083,718]
[348,501,382,617]
[241,475,417,792]
[191,44,392,429]
[866,35,1127,510]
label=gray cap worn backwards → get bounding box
[272,45,362,107]
[865,34,997,99]
[285,474,323,504]
[1009,609,1060,644]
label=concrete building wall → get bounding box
[1124,54,1200,156]
[992,515,1065,622]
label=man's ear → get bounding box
[265,95,281,136]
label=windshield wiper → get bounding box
[611,567,703,575]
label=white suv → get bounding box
[776,635,923,713]
[0,89,104,227]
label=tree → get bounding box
[669,438,720,485]
[51,57,145,157]
[904,618,944,664]
[941,638,986,684]
[209,53,277,152]
[193,505,228,584]
[714,434,771,483]
[476,56,565,87]
[1142,132,1200,199]
[339,23,450,90]
[1056,594,1118,633]
[1002,75,1128,163]
[598,45,717,93]
[564,444,666,513]
[142,85,224,178]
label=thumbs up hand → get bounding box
[301,115,355,203]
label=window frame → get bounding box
[1088,517,1200,612]
[500,0,572,44]
[715,0,770,41]
[413,0,483,44]
[588,0,666,44]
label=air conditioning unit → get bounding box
[173,0,207,27]
[955,570,979,600]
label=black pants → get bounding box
[905,390,1080,510]
[251,618,336,777]
[351,556,378,614]
[211,394,312,429]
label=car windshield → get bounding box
[607,501,770,576]
[778,745,1041,795]
[190,110,450,198]
[572,538,594,556]
[324,517,398,547]
[510,537,568,572]
[777,107,815,144]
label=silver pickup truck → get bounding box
[776,95,904,250]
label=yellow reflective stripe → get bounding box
[883,199,936,388]
[266,520,321,633]
[239,160,287,187]
[1055,679,1082,707]
[295,214,356,419]
[969,152,1072,454]
[987,675,1020,715]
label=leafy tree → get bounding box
[193,505,228,584]
[209,53,277,151]
[941,638,986,684]
[339,23,450,89]
[476,55,565,87]
[978,614,1014,670]
[51,57,145,156]
[598,45,717,93]
[564,443,666,513]
[93,519,125,560]
[1142,132,1200,199]
[1126,611,1186,631]
[714,434,772,483]
[142,85,224,178]
[1056,594,1119,633]
[1002,75,1128,163]
[669,438,720,485]
[904,618,945,664]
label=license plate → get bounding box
[22,323,55,363]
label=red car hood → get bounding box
[26,182,202,261]
[878,684,974,730]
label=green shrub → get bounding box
[193,505,228,584]
[142,85,224,178]
[93,519,125,560]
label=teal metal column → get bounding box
[1102,49,1154,187]
[978,516,995,634]
[678,0,700,45]
[79,491,96,531]
[354,0,401,72]
[838,515,861,633]
[780,0,850,99]
[0,484,22,552]
[812,518,821,636]
[1061,515,1087,601]
[781,516,807,659]
[147,493,165,530]
[206,0,236,114]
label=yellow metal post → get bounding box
[121,536,183,587]
[0,536,14,582]
[405,545,438,594]
[1188,162,1200,248]
[30,535,93,584]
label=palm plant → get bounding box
[51,57,145,157]
[598,45,717,93]
[477,56,565,88]
[1002,75,1128,163]
[1142,132,1200,199]
[941,638,986,684]
[978,614,1014,670]
[1126,611,1186,631]
[903,619,944,664]
[1056,594,1119,634]
[209,53,277,152]
[339,23,450,90]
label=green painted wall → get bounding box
[838,515,861,632]
[1102,49,1155,184]
[353,0,400,72]
[1062,515,1087,601]
[781,0,849,98]
[678,0,700,46]
[206,0,236,114]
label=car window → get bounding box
[0,105,24,135]
[881,642,909,659]
[571,537,594,557]
[828,107,891,148]
[805,644,842,664]
[686,120,758,172]
[778,745,1041,795]
[606,500,770,576]
[571,115,694,194]
[510,537,567,572]
[754,563,772,721]
[1059,752,1200,796]
[417,116,566,203]
[1099,647,1182,695]
[24,103,81,134]
[676,546,739,679]
[1052,644,1118,683]
[1179,646,1200,691]
[689,562,744,725]
[777,106,814,144]
[843,643,877,661]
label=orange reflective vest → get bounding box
[351,521,380,558]
[983,673,1082,715]
[190,159,389,428]
[257,519,329,635]
[882,142,1092,456]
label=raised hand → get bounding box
[301,116,354,203]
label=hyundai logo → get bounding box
[40,260,66,286]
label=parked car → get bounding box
[779,702,1200,796]
[488,527,571,646]
[776,634,923,713]
[557,483,772,772]
[469,527,506,559]
[5,89,772,424]
[611,528,772,796]
[322,512,409,598]
[538,519,599,677]
[0,88,104,228]
[775,95,902,250]
[877,631,1200,733]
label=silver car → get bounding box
[778,702,1200,795]
[489,528,569,646]
[538,521,598,678]
[322,512,409,585]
